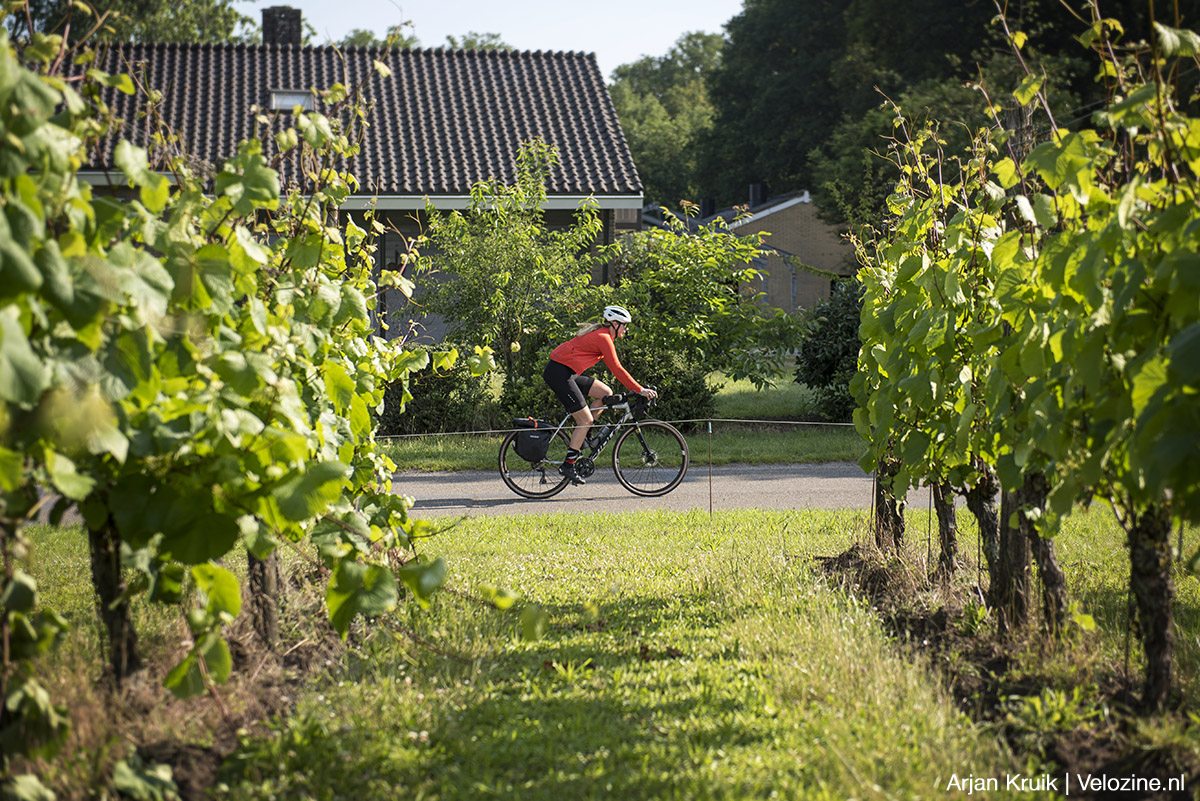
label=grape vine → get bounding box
[852,5,1200,706]
[0,21,490,795]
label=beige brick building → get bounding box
[728,192,856,313]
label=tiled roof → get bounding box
[85,44,642,198]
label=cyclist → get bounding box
[543,305,658,485]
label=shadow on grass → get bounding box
[222,592,777,800]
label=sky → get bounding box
[244,0,746,80]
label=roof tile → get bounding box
[85,43,641,197]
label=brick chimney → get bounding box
[262,6,302,46]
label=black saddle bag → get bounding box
[512,418,554,463]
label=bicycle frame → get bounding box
[544,396,638,466]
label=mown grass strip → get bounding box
[217,509,1015,799]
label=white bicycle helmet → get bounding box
[603,305,633,324]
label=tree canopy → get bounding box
[608,31,722,211]
[9,0,256,43]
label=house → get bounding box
[81,6,643,340]
[643,187,854,313]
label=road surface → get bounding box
[392,461,933,518]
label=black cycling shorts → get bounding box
[543,360,594,414]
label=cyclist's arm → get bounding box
[597,335,643,393]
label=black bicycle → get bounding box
[498,392,689,499]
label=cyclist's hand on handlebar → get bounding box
[638,388,658,400]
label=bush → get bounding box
[378,346,497,435]
[795,279,862,422]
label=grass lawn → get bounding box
[23,507,1198,799]
[380,425,864,472]
[215,508,1016,799]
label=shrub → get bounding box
[379,346,497,435]
[795,278,862,422]
[591,340,716,432]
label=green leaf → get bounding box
[1013,73,1045,106]
[326,560,398,637]
[272,461,349,521]
[1167,323,1200,385]
[0,239,43,299]
[467,345,496,376]
[1154,22,1200,56]
[0,774,56,801]
[112,755,178,801]
[163,654,203,699]
[396,555,446,606]
[86,68,135,94]
[0,570,37,613]
[0,446,21,491]
[191,564,242,618]
[324,360,355,414]
[44,451,94,501]
[520,603,548,641]
[0,307,50,407]
[1132,355,1168,418]
[993,157,1021,190]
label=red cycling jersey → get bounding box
[549,328,642,393]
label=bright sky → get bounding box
[244,0,745,80]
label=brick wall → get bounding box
[736,201,853,313]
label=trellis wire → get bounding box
[376,417,856,440]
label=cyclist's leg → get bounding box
[586,379,612,422]
[545,362,594,453]
[567,375,598,450]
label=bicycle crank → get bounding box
[574,457,596,478]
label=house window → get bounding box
[270,90,314,111]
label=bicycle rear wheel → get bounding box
[612,419,689,497]
[498,428,572,499]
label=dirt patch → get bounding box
[816,541,1200,800]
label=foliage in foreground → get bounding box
[853,5,1200,707]
[0,19,487,795]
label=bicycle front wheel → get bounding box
[612,420,689,497]
[498,428,572,499]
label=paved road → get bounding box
[392,461,932,518]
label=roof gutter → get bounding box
[76,174,642,212]
[341,194,643,211]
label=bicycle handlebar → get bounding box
[600,387,657,410]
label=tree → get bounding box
[9,0,256,42]
[418,139,601,401]
[700,0,847,205]
[608,210,801,389]
[699,0,1013,209]
[339,25,420,49]
[609,31,722,210]
[444,31,510,49]
[794,278,861,422]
